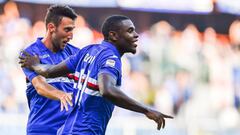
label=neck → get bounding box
[105,40,124,57]
[41,36,57,53]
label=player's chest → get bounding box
[39,51,68,64]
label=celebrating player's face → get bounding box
[116,19,139,54]
[52,17,75,51]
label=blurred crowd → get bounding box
[0,1,240,131]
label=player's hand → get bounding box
[19,50,40,70]
[59,92,73,111]
[145,109,173,130]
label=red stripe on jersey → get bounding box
[67,73,79,81]
[87,82,99,91]
[72,75,99,91]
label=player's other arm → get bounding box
[32,75,73,111]
[19,51,70,78]
[98,73,173,130]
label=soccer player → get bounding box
[19,5,79,135]
[19,15,173,135]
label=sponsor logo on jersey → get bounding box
[106,59,115,67]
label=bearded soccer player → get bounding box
[19,5,80,135]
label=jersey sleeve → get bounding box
[65,50,82,73]
[98,52,121,84]
[20,49,38,82]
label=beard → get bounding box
[52,39,62,51]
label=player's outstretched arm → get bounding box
[19,51,70,78]
[98,73,173,130]
[32,75,73,111]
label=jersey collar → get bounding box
[36,37,49,51]
[101,41,121,58]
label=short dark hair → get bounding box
[45,5,77,28]
[101,15,130,40]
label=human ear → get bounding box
[109,31,118,41]
[47,23,56,33]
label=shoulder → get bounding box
[83,44,117,61]
[65,43,81,54]
[80,44,102,54]
[70,44,98,58]
[100,48,119,60]
[98,49,121,68]
[23,41,38,55]
[66,43,80,50]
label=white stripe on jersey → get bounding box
[27,77,74,87]
[74,71,98,85]
[84,88,102,97]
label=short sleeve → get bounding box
[20,49,38,82]
[98,54,121,85]
[22,68,38,82]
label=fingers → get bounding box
[19,60,26,68]
[19,59,28,68]
[147,110,173,131]
[18,55,26,60]
[21,50,31,57]
[18,58,25,64]
[162,116,165,129]
[18,51,40,69]
[60,101,64,111]
[61,99,69,111]
[66,93,73,107]
[60,93,73,111]
[20,64,24,68]
[156,117,165,130]
[18,59,24,64]
[18,55,26,64]
[157,118,162,130]
[155,114,172,130]
[162,114,174,119]
[19,52,28,67]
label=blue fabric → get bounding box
[61,41,122,135]
[21,38,80,134]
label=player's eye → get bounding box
[64,27,73,32]
[127,28,134,33]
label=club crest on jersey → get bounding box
[106,59,115,67]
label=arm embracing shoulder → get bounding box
[32,61,70,78]
[19,50,80,78]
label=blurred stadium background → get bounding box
[0,0,240,135]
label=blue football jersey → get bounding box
[21,38,80,134]
[60,41,122,135]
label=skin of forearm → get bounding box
[32,76,63,100]
[32,64,51,78]
[98,74,149,115]
[36,82,63,100]
[103,86,149,114]
[32,63,69,78]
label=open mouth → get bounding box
[61,41,68,48]
[132,39,138,47]
[62,40,69,45]
[133,44,137,48]
[133,39,138,43]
